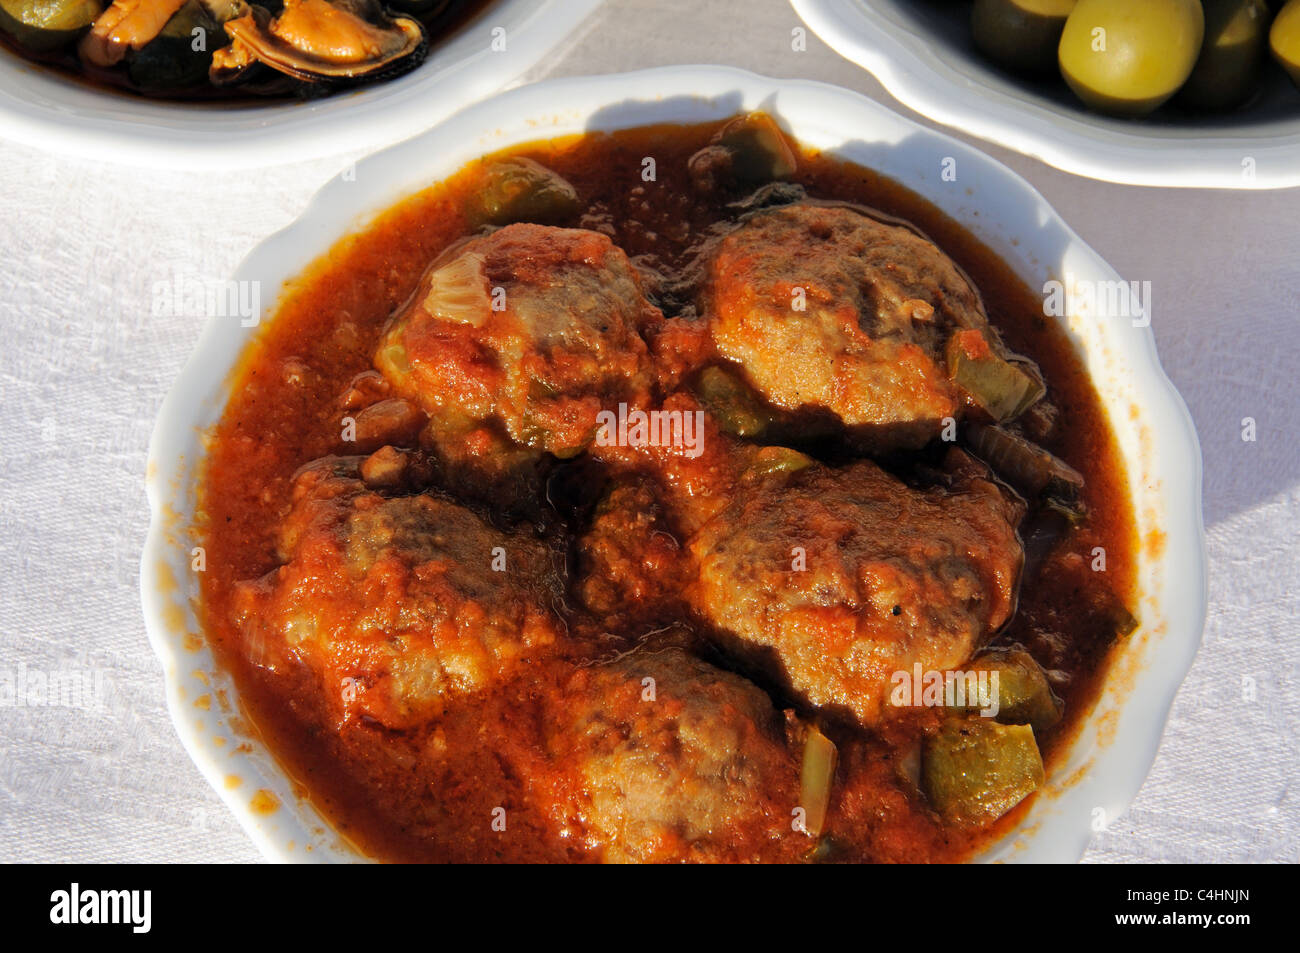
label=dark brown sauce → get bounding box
[197,120,1137,862]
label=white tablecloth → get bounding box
[1,0,1296,863]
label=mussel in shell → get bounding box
[128,0,223,89]
[78,0,186,66]
[209,0,426,84]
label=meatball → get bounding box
[546,646,803,863]
[376,223,658,460]
[701,202,994,449]
[689,459,1024,725]
[233,458,568,730]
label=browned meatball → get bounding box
[545,646,804,863]
[233,457,568,730]
[701,203,993,449]
[689,459,1024,725]
[376,223,658,460]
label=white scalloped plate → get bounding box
[142,65,1208,862]
[793,0,1300,189]
[0,0,601,169]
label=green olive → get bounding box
[1058,0,1205,116]
[971,0,1077,73]
[1271,0,1300,88]
[1180,0,1272,111]
[128,0,222,90]
[0,0,101,52]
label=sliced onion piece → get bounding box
[421,251,490,327]
[800,725,837,838]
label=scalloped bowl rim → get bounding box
[792,0,1300,190]
[0,0,601,170]
[142,64,1208,863]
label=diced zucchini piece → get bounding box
[922,717,1044,824]
[961,646,1063,733]
[947,330,1045,421]
[689,113,799,193]
[466,158,579,228]
[713,112,798,183]
[693,364,775,437]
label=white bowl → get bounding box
[0,0,600,169]
[142,64,1208,863]
[793,0,1300,189]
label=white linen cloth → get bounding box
[0,0,1296,862]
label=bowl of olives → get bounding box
[792,0,1300,188]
